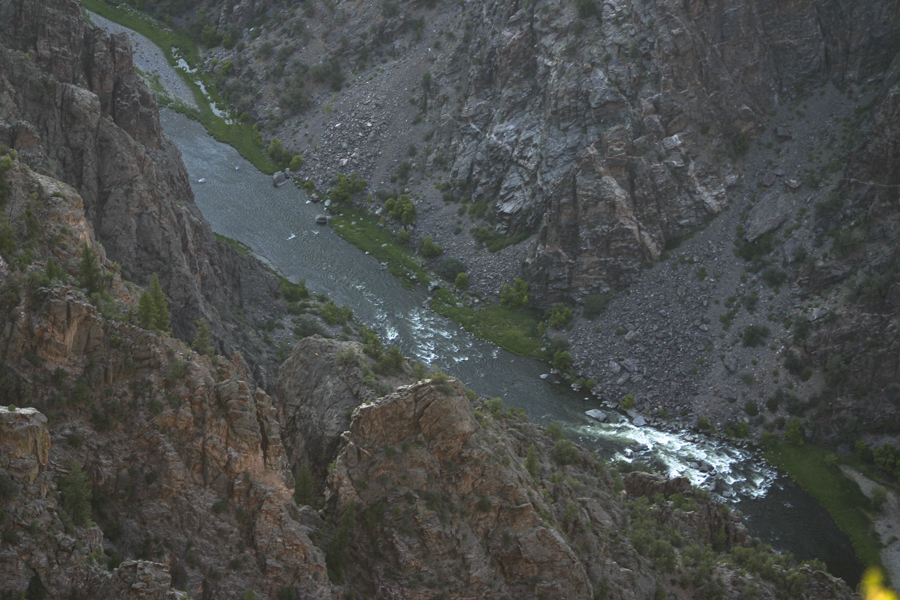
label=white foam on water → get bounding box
[573,418,775,499]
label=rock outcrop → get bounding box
[276,336,417,479]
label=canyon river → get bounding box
[160,108,863,586]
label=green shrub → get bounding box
[582,292,614,320]
[824,353,849,386]
[280,277,310,302]
[545,303,573,329]
[373,347,404,375]
[484,396,504,416]
[191,318,214,356]
[78,244,103,296]
[328,172,365,204]
[786,417,804,446]
[311,59,344,91]
[499,278,529,308]
[524,445,539,478]
[732,131,750,156]
[545,422,565,441]
[734,233,773,263]
[2,528,20,544]
[470,226,532,253]
[436,257,466,281]
[760,267,787,289]
[468,201,488,219]
[420,236,443,259]
[575,0,600,19]
[0,473,20,501]
[621,394,635,409]
[277,586,299,600]
[325,506,355,584]
[454,272,469,289]
[294,317,325,339]
[552,350,572,372]
[320,301,353,325]
[551,439,579,465]
[384,194,416,226]
[740,324,770,347]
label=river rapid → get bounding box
[159,108,862,586]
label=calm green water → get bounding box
[160,108,863,587]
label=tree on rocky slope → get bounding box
[192,317,214,356]
[78,244,103,296]
[138,273,171,332]
[500,278,529,308]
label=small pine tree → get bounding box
[58,459,92,527]
[78,244,103,295]
[138,289,158,330]
[148,273,170,331]
[0,217,15,257]
[524,444,539,478]
[786,417,804,446]
[192,318,213,356]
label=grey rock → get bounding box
[723,353,738,373]
[743,191,794,242]
[585,409,607,422]
[621,358,639,372]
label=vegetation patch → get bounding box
[470,226,532,253]
[430,289,543,357]
[328,205,430,288]
[764,442,882,571]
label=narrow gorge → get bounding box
[0,0,898,598]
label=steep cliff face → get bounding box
[449,0,900,304]
[794,78,900,441]
[0,0,288,388]
[0,159,334,599]
[275,336,420,480]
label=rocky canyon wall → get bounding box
[0,0,287,388]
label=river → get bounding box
[159,108,863,586]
